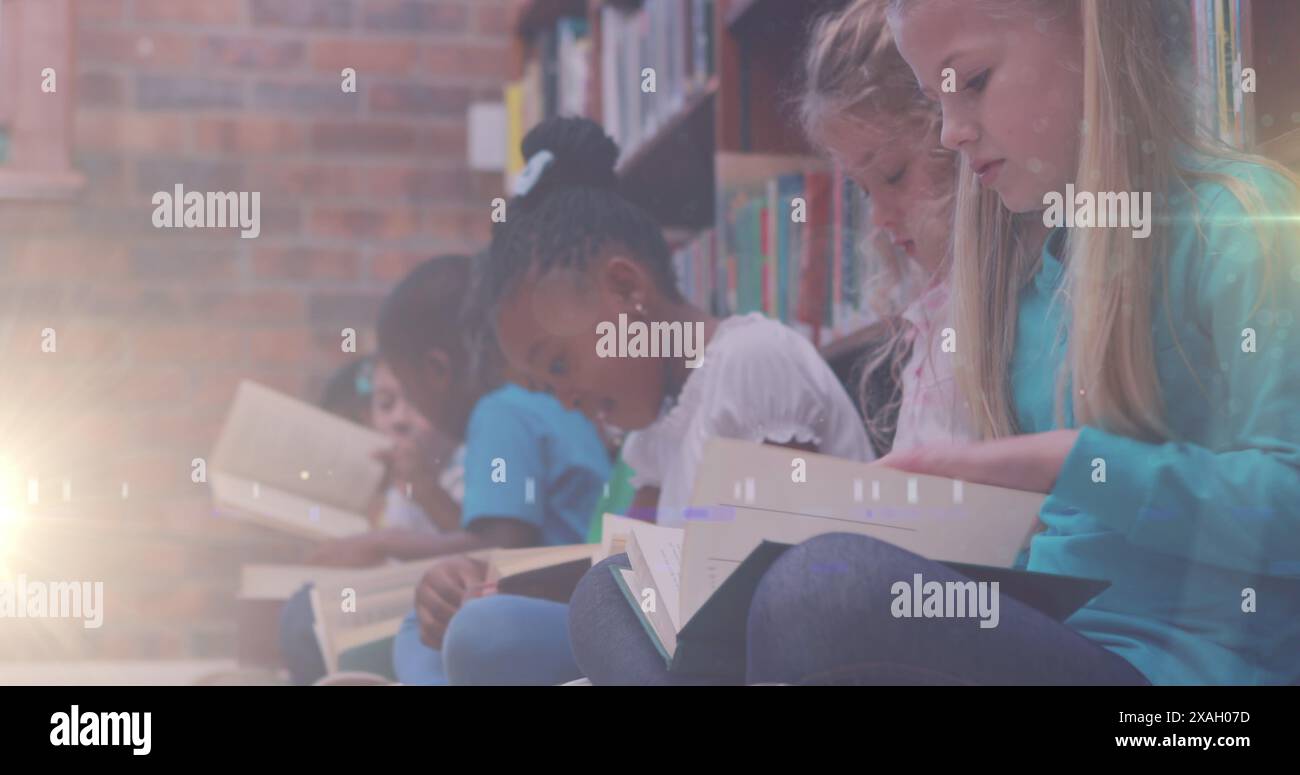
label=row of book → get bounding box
[600,0,717,165]
[670,154,876,348]
[1190,0,1251,148]
[505,16,592,186]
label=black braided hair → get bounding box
[480,117,680,319]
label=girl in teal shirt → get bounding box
[742,0,1300,685]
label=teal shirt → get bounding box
[1012,160,1300,685]
[461,384,611,546]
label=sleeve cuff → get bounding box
[1044,425,1158,535]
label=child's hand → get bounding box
[306,532,390,567]
[875,430,1080,495]
[414,554,486,649]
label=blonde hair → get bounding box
[800,0,957,452]
[895,0,1299,441]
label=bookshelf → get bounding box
[504,0,1300,372]
[506,0,872,365]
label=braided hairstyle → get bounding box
[479,117,680,320]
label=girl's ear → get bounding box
[598,254,650,313]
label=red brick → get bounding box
[11,240,131,280]
[104,365,192,405]
[195,117,307,154]
[310,121,418,155]
[132,325,247,364]
[370,251,433,282]
[368,82,471,117]
[190,290,307,326]
[252,247,360,281]
[472,1,512,36]
[130,244,241,283]
[308,207,425,240]
[79,29,197,68]
[137,410,226,451]
[78,71,126,108]
[137,74,244,110]
[416,122,469,158]
[309,38,420,75]
[422,42,515,80]
[251,0,354,28]
[245,162,362,198]
[135,157,244,196]
[191,364,304,410]
[253,80,358,115]
[77,0,127,24]
[47,321,132,360]
[361,0,468,33]
[75,112,190,153]
[365,164,472,203]
[134,0,243,25]
[249,327,315,362]
[426,206,491,243]
[199,36,306,69]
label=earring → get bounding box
[634,302,646,316]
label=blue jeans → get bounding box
[279,584,326,686]
[392,594,582,685]
[567,533,1150,685]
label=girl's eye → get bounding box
[886,166,907,186]
[549,356,567,376]
[965,69,990,94]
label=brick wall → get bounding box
[0,0,514,660]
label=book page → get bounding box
[211,472,370,540]
[595,513,646,562]
[616,566,676,660]
[486,543,596,581]
[238,564,369,601]
[210,380,390,514]
[680,439,1047,622]
[309,560,434,670]
[627,523,684,631]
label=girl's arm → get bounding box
[884,173,1300,577]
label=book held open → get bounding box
[209,380,391,540]
[614,439,1108,678]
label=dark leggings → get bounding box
[568,533,1149,686]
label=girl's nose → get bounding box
[939,105,978,152]
[870,199,899,232]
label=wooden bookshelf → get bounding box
[509,0,869,361]
[1245,0,1300,170]
[617,79,717,230]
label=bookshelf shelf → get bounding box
[616,79,718,231]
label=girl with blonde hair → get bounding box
[747,0,1299,685]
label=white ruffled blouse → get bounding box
[621,313,874,526]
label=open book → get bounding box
[308,560,436,676]
[210,380,391,540]
[482,544,597,603]
[614,439,1109,678]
